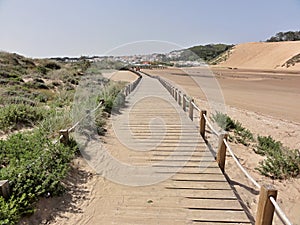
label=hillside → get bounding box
[216,41,300,70]
[187,44,233,61]
[0,52,129,224]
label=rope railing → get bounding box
[270,196,293,225]
[143,71,293,225]
[191,101,200,112]
[203,114,219,136]
[223,139,261,189]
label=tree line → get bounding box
[266,31,300,42]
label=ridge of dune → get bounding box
[217,41,300,70]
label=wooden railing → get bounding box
[144,72,293,225]
[123,71,142,97]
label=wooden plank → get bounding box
[170,173,227,181]
[165,180,231,190]
[96,216,188,225]
[155,166,223,174]
[110,206,250,223]
[93,189,237,199]
[97,195,243,210]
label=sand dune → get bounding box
[102,70,138,82]
[217,41,300,70]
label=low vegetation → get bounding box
[0,104,45,132]
[255,136,300,179]
[211,112,254,146]
[0,131,78,224]
[0,52,128,224]
[282,53,300,68]
[99,82,126,113]
[211,112,300,179]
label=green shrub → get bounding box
[38,108,72,138]
[36,66,47,75]
[0,196,20,224]
[211,111,236,131]
[95,109,107,135]
[255,135,300,179]
[0,104,45,132]
[2,86,49,104]
[233,121,254,146]
[98,82,126,113]
[0,131,77,224]
[255,135,282,156]
[256,148,300,179]
[211,112,254,146]
[50,90,75,108]
[44,62,61,70]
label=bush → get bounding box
[25,79,49,90]
[38,108,72,138]
[0,131,77,224]
[211,111,236,131]
[44,62,61,70]
[233,121,254,146]
[255,135,300,179]
[256,149,300,179]
[0,104,45,132]
[255,135,282,156]
[98,82,126,113]
[2,86,49,104]
[211,112,254,146]
[95,109,107,135]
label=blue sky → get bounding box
[0,0,299,57]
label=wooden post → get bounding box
[182,94,186,111]
[255,185,277,225]
[189,99,194,120]
[59,129,69,145]
[178,91,181,105]
[200,110,207,139]
[0,180,10,199]
[216,132,228,172]
[175,89,178,101]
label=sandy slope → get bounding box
[102,70,138,82]
[217,41,300,70]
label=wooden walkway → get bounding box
[79,74,252,224]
